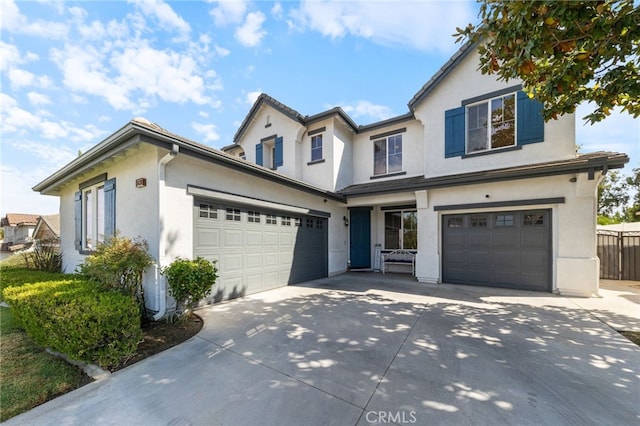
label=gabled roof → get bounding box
[1,213,40,227]
[34,214,60,238]
[339,152,629,197]
[408,40,478,110]
[233,93,416,144]
[33,118,345,202]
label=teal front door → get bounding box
[349,208,371,269]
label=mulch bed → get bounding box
[113,314,203,372]
[620,331,640,346]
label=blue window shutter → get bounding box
[517,91,544,145]
[74,191,82,251]
[104,178,116,239]
[256,143,263,166]
[274,136,283,167]
[444,106,465,158]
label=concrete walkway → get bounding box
[5,273,639,425]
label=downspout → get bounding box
[153,143,179,321]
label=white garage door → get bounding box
[193,199,328,302]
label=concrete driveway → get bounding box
[6,273,639,425]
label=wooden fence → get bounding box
[597,230,640,281]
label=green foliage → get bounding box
[0,307,85,422]
[2,278,141,369]
[0,253,28,269]
[598,168,640,222]
[23,241,62,273]
[78,234,153,317]
[455,0,640,123]
[0,268,68,298]
[162,257,217,316]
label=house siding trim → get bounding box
[187,185,332,218]
[433,197,565,211]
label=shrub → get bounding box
[0,268,67,296]
[23,240,62,273]
[78,233,153,318]
[2,279,141,369]
[162,257,217,317]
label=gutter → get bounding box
[153,143,179,321]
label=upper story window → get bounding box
[444,89,544,159]
[467,93,515,153]
[311,135,323,162]
[373,134,402,176]
[256,136,283,169]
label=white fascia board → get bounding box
[187,185,331,218]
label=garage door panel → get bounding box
[195,228,220,249]
[264,252,279,267]
[222,253,243,272]
[245,253,262,269]
[224,229,243,247]
[443,210,551,292]
[245,231,262,246]
[279,232,293,246]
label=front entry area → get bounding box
[442,210,551,291]
[349,207,371,269]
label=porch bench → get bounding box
[381,249,415,276]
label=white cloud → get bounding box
[341,100,394,122]
[7,69,35,90]
[235,11,267,47]
[191,122,220,143]
[246,91,262,105]
[0,41,39,71]
[271,2,283,19]
[289,0,475,53]
[1,0,68,38]
[130,0,191,39]
[210,0,248,26]
[0,94,106,143]
[215,45,231,57]
[1,164,60,215]
[27,91,51,106]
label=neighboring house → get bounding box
[33,214,61,248]
[33,42,629,318]
[1,213,40,251]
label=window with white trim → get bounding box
[311,135,323,161]
[373,134,402,175]
[199,203,218,219]
[226,208,241,221]
[83,185,105,250]
[467,93,516,153]
[384,209,417,249]
[281,216,291,226]
[247,211,260,223]
[75,176,115,252]
[266,214,277,225]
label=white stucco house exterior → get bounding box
[33,42,628,317]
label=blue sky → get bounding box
[1,0,638,216]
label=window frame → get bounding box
[311,134,323,162]
[75,175,115,253]
[373,133,403,176]
[384,208,417,250]
[465,92,517,154]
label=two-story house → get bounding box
[33,42,628,318]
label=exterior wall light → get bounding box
[343,216,349,226]
[136,177,147,188]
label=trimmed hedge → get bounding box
[2,278,141,369]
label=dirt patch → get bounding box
[620,331,640,346]
[114,314,203,372]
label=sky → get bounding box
[1,0,638,216]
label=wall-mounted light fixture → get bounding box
[136,177,147,188]
[343,216,349,227]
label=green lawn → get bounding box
[0,264,90,422]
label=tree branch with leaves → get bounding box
[455,0,640,124]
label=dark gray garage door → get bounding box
[442,210,551,291]
[194,200,328,302]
